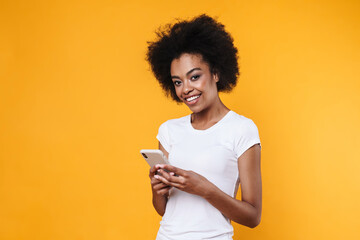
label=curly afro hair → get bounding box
[146,14,239,102]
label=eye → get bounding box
[173,80,182,86]
[191,75,200,81]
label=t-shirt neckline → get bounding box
[187,110,233,133]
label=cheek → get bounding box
[175,87,182,98]
[193,79,207,90]
[204,81,219,98]
[201,79,216,93]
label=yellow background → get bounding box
[1,0,359,239]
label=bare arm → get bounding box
[155,144,262,228]
[204,144,262,227]
[149,142,171,216]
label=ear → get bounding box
[213,72,219,83]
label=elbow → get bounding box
[234,212,261,228]
[248,216,261,228]
[240,209,261,228]
[248,213,261,228]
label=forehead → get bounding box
[170,53,210,74]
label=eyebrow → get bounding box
[171,68,201,79]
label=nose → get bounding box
[182,80,193,95]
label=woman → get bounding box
[146,14,262,240]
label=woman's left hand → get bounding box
[154,164,214,197]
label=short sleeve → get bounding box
[156,121,171,153]
[234,119,261,159]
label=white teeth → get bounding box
[186,95,200,102]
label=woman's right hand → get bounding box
[149,164,172,197]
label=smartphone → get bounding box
[140,149,169,168]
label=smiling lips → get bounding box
[185,94,201,104]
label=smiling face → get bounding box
[170,53,220,113]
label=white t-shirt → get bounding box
[156,110,261,240]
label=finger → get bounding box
[149,166,157,176]
[158,169,185,184]
[157,169,172,179]
[151,176,172,186]
[154,175,184,189]
[158,184,171,191]
[151,164,163,172]
[157,186,172,196]
[151,178,161,185]
[154,174,171,185]
[157,169,181,182]
[153,182,169,190]
[159,164,185,175]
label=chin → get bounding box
[187,105,205,114]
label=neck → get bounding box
[191,97,229,124]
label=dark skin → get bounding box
[149,53,262,228]
[148,143,172,216]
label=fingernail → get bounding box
[154,175,159,179]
